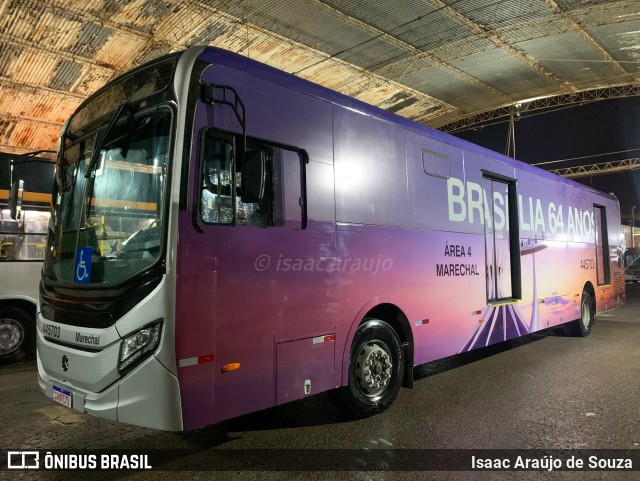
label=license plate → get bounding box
[52,385,72,408]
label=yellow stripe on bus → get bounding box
[0,189,52,203]
[0,189,156,211]
[91,198,158,211]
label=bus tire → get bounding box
[339,319,404,418]
[0,306,34,364]
[567,291,595,337]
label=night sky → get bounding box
[453,96,640,225]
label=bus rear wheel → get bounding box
[339,319,404,418]
[0,306,33,364]
[567,291,595,337]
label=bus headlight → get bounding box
[119,322,162,373]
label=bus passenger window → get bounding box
[199,131,276,228]
[236,147,273,227]
[201,135,234,224]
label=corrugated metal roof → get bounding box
[1,0,639,154]
[455,0,554,31]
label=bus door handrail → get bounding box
[200,83,247,157]
[200,83,247,227]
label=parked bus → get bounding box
[1,152,53,363]
[37,47,624,431]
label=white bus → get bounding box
[1,153,53,363]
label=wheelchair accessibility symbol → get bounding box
[74,247,94,284]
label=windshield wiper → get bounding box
[85,101,136,179]
[84,101,137,219]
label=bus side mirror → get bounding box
[241,150,266,203]
[9,179,24,220]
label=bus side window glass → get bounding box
[594,205,610,285]
[236,143,303,229]
[236,143,273,227]
[200,132,303,228]
[200,133,234,224]
[276,148,303,229]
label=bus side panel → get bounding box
[333,106,410,228]
[0,260,43,303]
[404,131,464,232]
[201,61,334,165]
[176,59,338,428]
[516,171,574,329]
[175,51,625,430]
[175,213,218,430]
[334,225,488,366]
[403,134,490,360]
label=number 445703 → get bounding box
[580,259,595,270]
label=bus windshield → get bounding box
[624,248,640,269]
[45,106,172,285]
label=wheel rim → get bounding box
[0,318,25,355]
[581,296,591,330]
[355,340,393,398]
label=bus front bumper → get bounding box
[37,352,184,431]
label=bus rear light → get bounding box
[118,322,162,373]
[222,363,240,372]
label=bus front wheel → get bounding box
[0,306,34,364]
[567,291,595,337]
[339,319,404,418]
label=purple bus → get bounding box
[37,47,624,431]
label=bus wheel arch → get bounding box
[0,300,36,364]
[363,303,414,388]
[567,282,596,337]
[337,303,413,417]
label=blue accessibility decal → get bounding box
[74,246,94,284]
